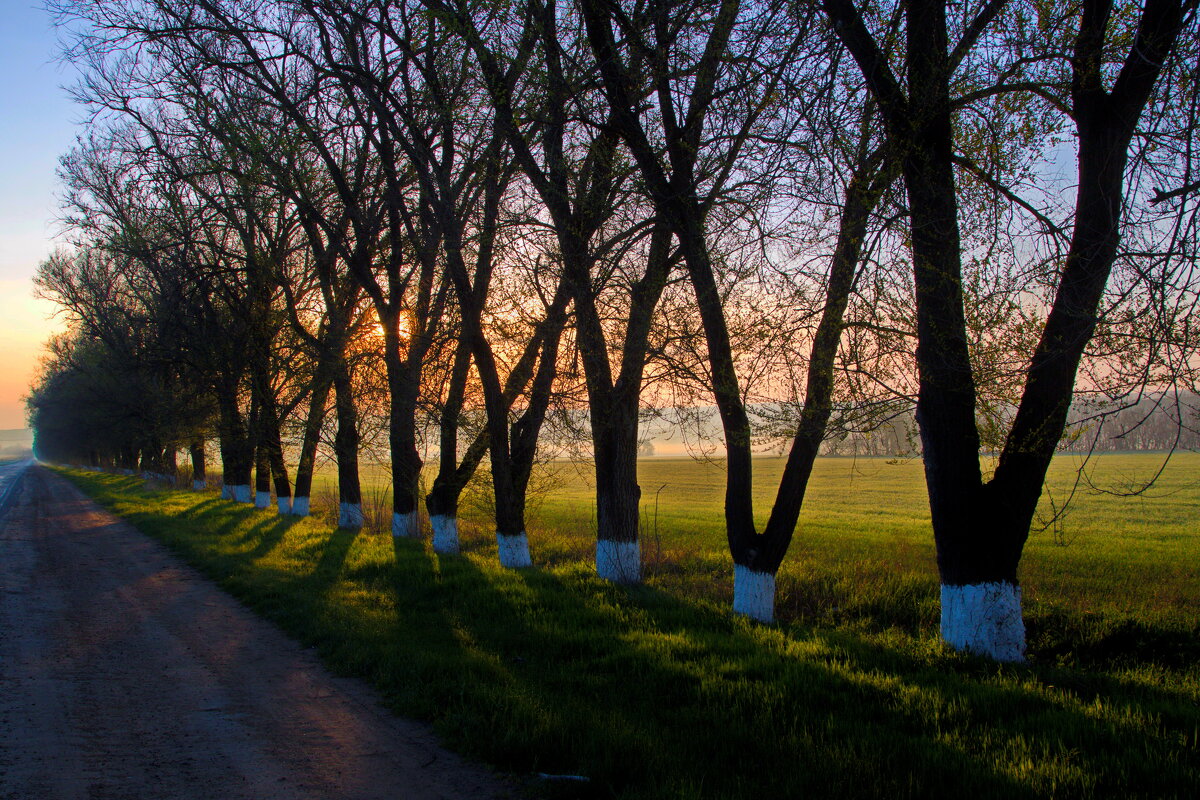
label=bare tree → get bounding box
[823,0,1198,660]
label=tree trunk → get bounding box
[189,438,207,490]
[728,150,891,622]
[216,385,253,503]
[426,339,473,554]
[266,412,292,515]
[254,443,272,509]
[164,446,177,483]
[588,223,672,584]
[592,414,642,582]
[892,0,1024,658]
[332,358,364,528]
[290,368,331,517]
[382,323,424,538]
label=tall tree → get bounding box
[438,0,682,581]
[823,0,1198,660]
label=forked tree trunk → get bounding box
[580,223,672,585]
[440,236,571,569]
[456,294,531,568]
[425,286,570,556]
[826,0,1188,661]
[730,150,889,622]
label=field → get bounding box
[59,452,1200,798]
[309,452,1200,628]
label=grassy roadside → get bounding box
[59,466,1199,799]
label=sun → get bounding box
[367,311,413,344]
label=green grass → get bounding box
[58,454,1200,798]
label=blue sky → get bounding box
[0,2,78,428]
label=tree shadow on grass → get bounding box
[417,542,1200,797]
[349,541,1042,799]
[74,475,1196,800]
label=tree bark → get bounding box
[426,338,473,554]
[290,365,331,517]
[332,357,364,528]
[382,320,426,538]
[216,382,253,503]
[189,439,207,490]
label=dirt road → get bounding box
[0,465,512,800]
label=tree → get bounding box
[823,0,1199,660]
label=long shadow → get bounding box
[66,469,1196,799]
[243,516,298,560]
[359,542,1030,798]
[300,526,361,596]
[375,545,1197,798]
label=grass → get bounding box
[57,453,1200,799]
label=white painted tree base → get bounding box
[732,566,776,623]
[230,484,252,504]
[193,479,206,491]
[430,515,459,554]
[276,497,291,514]
[596,539,640,583]
[290,496,310,517]
[940,582,1025,663]
[221,485,232,500]
[339,502,364,528]
[255,490,271,509]
[497,532,532,568]
[392,511,419,538]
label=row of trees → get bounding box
[30,0,1199,661]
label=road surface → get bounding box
[0,464,513,799]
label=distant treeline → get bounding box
[821,394,1200,457]
[637,395,1200,458]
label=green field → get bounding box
[59,452,1200,798]
[310,452,1200,629]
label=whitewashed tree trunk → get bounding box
[430,515,459,554]
[940,582,1025,663]
[392,510,419,538]
[276,497,291,514]
[732,566,776,624]
[596,539,640,583]
[290,496,310,517]
[497,532,532,568]
[231,484,252,504]
[193,479,206,491]
[255,490,271,509]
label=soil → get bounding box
[0,464,515,800]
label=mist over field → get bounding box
[0,429,33,461]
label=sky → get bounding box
[0,2,77,429]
